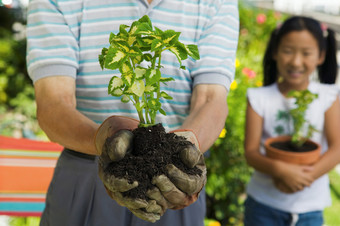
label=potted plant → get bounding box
[97,15,203,213]
[264,89,321,165]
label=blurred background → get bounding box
[0,0,339,226]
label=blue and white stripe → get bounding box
[27,0,239,129]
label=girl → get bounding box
[244,16,340,226]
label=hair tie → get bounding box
[320,23,328,37]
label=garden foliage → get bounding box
[204,3,288,225]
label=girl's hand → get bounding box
[273,161,315,193]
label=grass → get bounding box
[324,169,340,226]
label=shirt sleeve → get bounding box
[26,0,80,83]
[247,87,264,117]
[322,84,340,111]
[192,0,239,90]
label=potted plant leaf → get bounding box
[264,89,321,165]
[96,15,203,218]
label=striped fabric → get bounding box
[26,0,239,129]
[0,136,63,216]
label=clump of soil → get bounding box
[270,141,318,152]
[105,123,202,200]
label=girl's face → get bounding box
[274,30,325,91]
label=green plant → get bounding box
[98,15,199,127]
[286,89,318,147]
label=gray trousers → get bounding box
[40,149,206,226]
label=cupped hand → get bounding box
[148,129,207,210]
[95,116,163,222]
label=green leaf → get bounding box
[121,95,130,103]
[135,102,145,112]
[151,39,163,52]
[143,53,153,61]
[154,26,164,35]
[119,24,129,35]
[104,47,127,70]
[146,68,161,85]
[160,77,175,83]
[135,67,146,80]
[98,47,108,69]
[162,30,180,45]
[159,108,167,116]
[138,15,152,28]
[147,98,161,110]
[169,42,188,64]
[180,65,186,70]
[186,44,200,60]
[160,91,173,100]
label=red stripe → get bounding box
[0,197,45,202]
[0,211,42,217]
[0,136,63,152]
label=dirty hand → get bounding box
[94,116,164,222]
[148,129,207,210]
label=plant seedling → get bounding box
[286,89,318,148]
[99,15,200,127]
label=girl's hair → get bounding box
[263,16,338,86]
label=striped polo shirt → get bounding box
[26,0,239,130]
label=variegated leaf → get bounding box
[108,76,124,94]
[151,39,163,52]
[121,95,130,103]
[132,55,143,65]
[128,21,139,35]
[121,71,135,87]
[135,23,153,35]
[146,68,161,85]
[169,42,188,62]
[129,79,145,97]
[162,30,180,45]
[111,88,123,96]
[120,61,133,74]
[135,67,146,80]
[145,84,157,93]
[143,53,153,62]
[104,47,127,70]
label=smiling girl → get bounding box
[244,16,340,226]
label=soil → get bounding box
[270,140,318,153]
[105,123,202,200]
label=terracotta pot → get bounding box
[264,136,321,165]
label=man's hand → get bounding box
[94,116,163,222]
[149,130,207,210]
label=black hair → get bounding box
[263,16,338,86]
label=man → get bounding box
[26,0,239,225]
